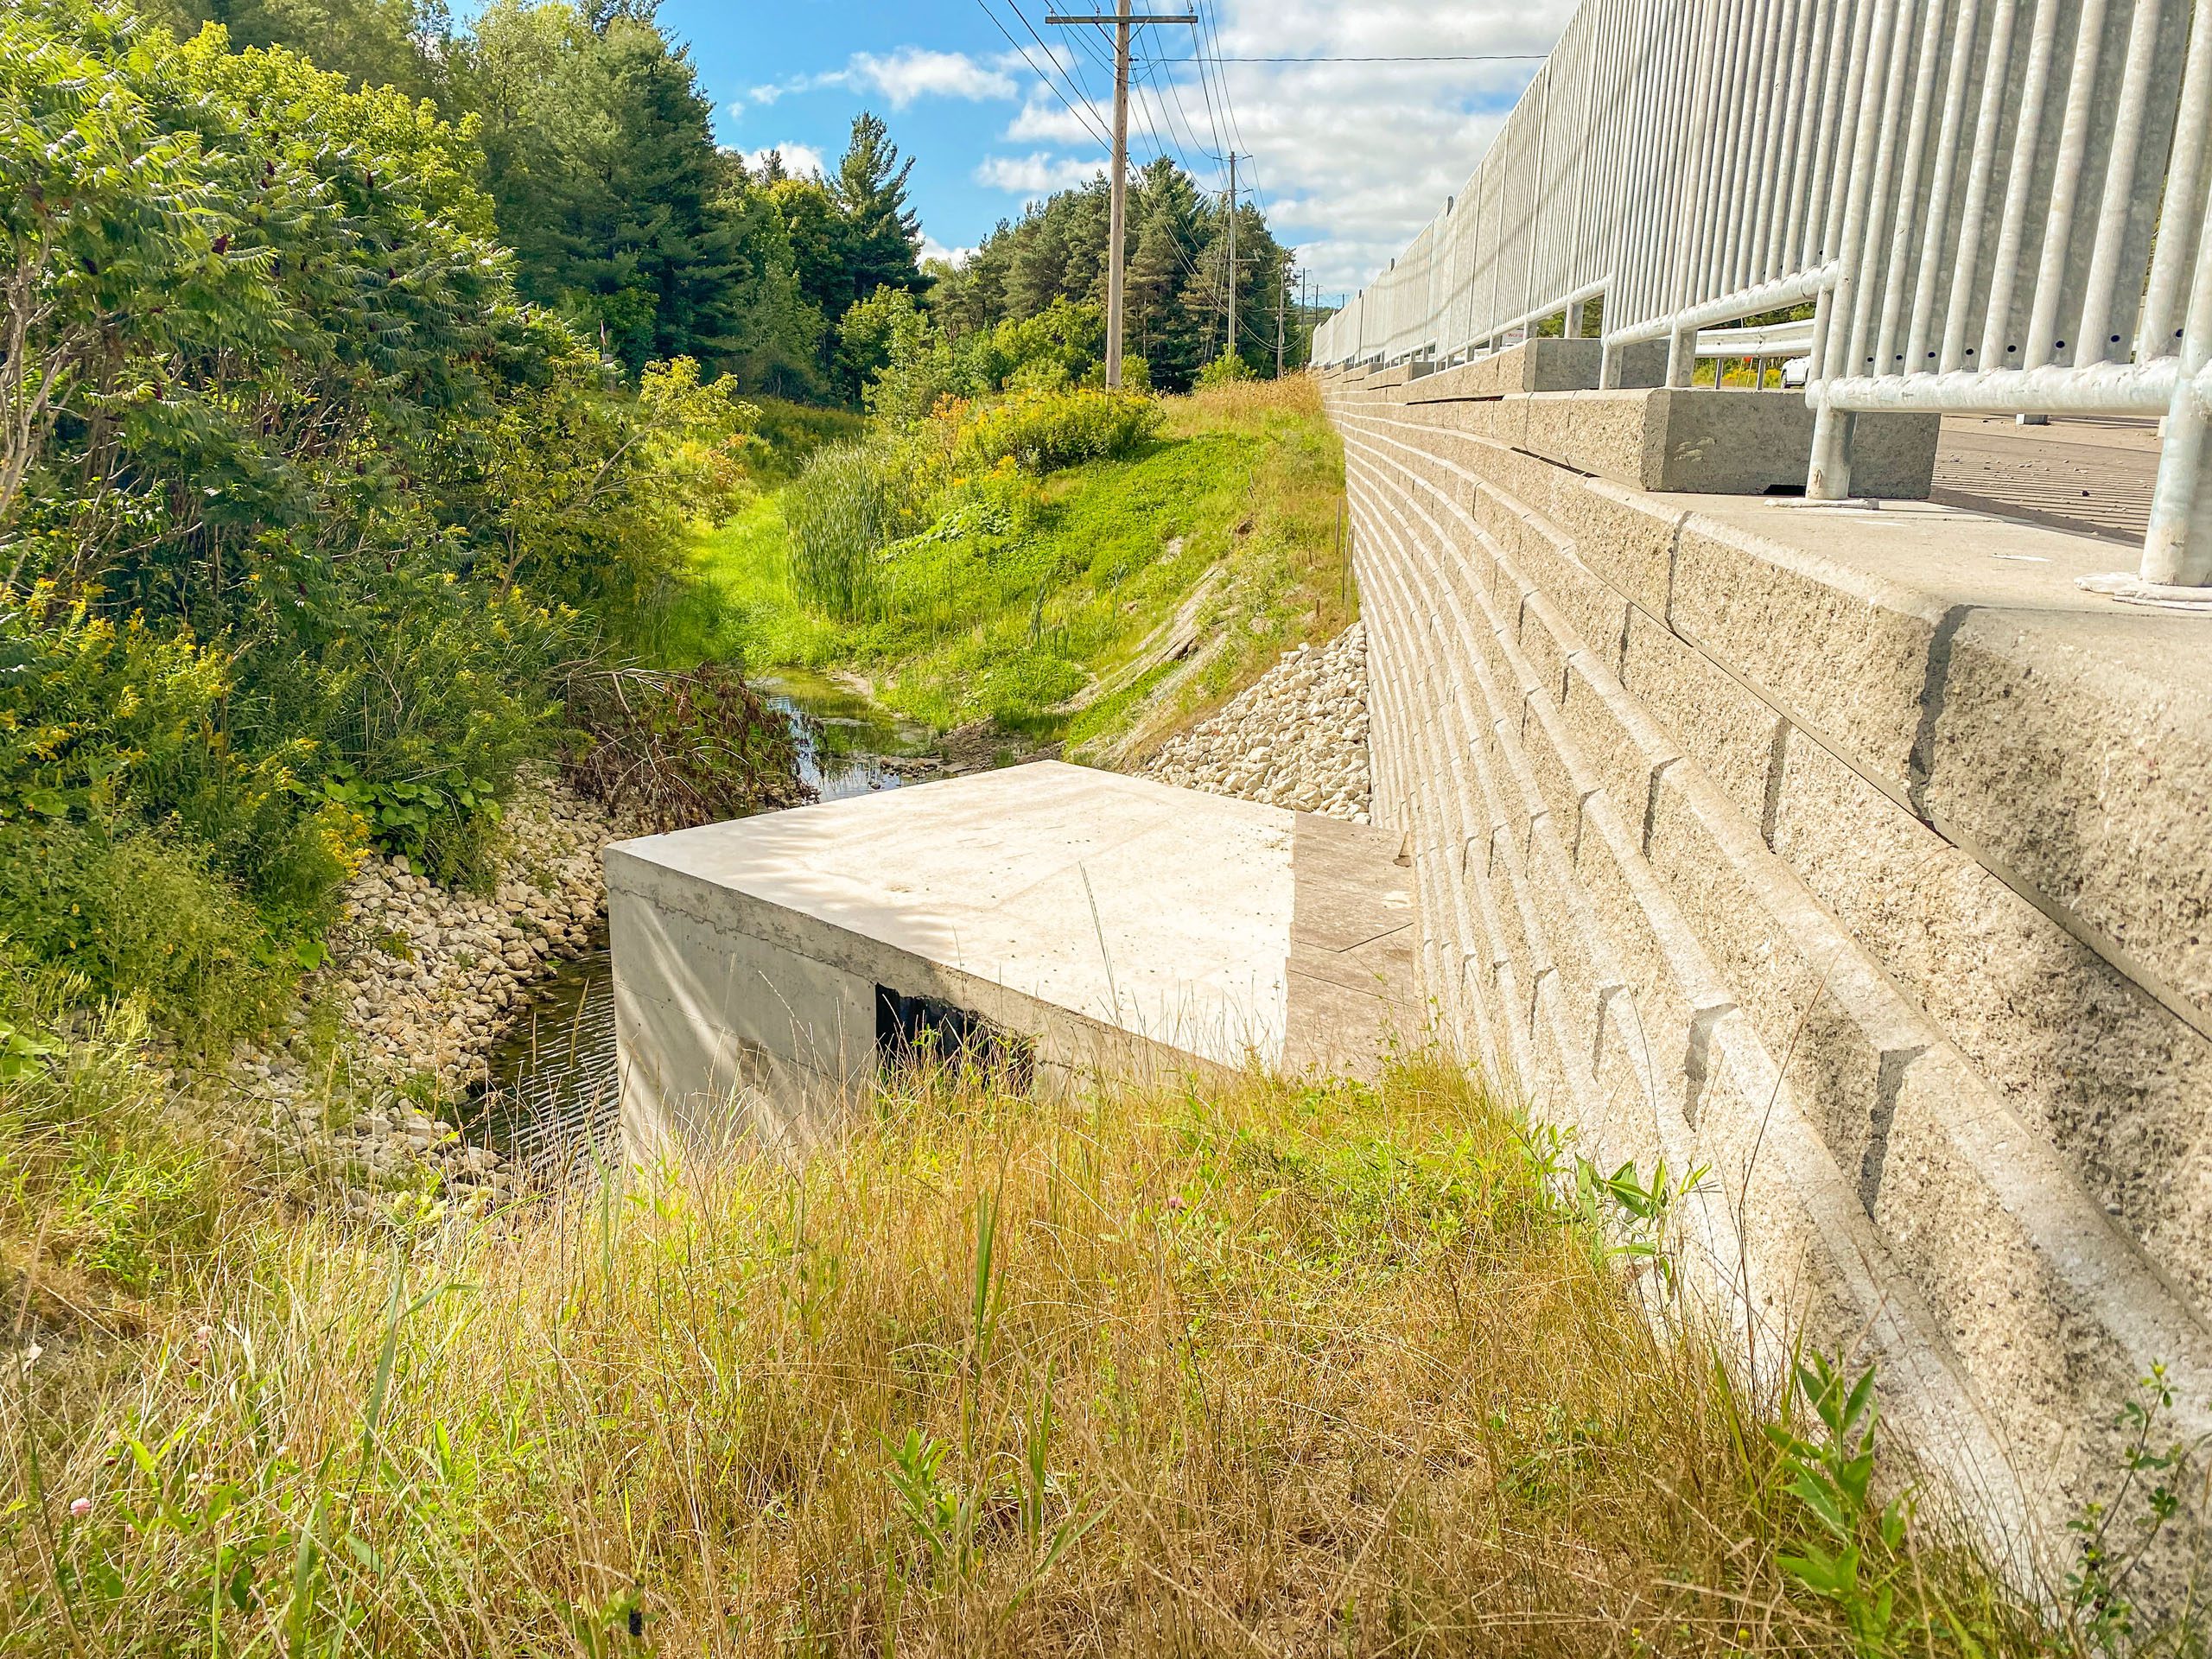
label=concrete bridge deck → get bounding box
[1932,415,2160,548]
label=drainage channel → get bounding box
[461,674,930,1173]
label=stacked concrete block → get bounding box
[1321,350,2212,1599]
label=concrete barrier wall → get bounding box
[1319,357,2212,1587]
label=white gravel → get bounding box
[226,772,640,1217]
[1141,624,1371,823]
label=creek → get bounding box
[461,672,931,1172]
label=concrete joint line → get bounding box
[1904,603,1973,823]
[1681,1000,1736,1129]
[1663,604,2212,1049]
[1858,1043,1930,1219]
[1641,756,1680,855]
[1758,720,1794,849]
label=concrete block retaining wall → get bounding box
[1319,358,2212,1588]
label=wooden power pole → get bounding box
[1048,5,1195,389]
[1276,262,1287,377]
[1226,151,1240,368]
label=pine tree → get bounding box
[468,2,751,373]
[926,157,1286,393]
[832,112,925,313]
[1127,162,1204,389]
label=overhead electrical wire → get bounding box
[1214,53,1548,62]
[973,0,1113,149]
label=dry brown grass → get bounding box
[4,1058,2059,1656]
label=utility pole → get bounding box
[1228,151,1239,367]
[1275,262,1287,378]
[1048,6,1195,389]
[1214,150,1248,370]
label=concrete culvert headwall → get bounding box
[1319,348,2212,1598]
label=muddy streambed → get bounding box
[461,673,932,1170]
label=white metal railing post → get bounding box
[2144,160,2212,586]
[1315,0,2211,582]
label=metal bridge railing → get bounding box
[1314,0,2212,588]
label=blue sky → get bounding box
[653,0,1575,299]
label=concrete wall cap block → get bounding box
[1545,474,1688,624]
[1403,338,1608,404]
[1520,390,1669,486]
[1667,510,1951,791]
[1510,389,1938,497]
[1926,608,2212,1031]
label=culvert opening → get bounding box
[875,985,1036,1093]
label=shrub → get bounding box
[567,663,812,831]
[242,581,577,883]
[0,590,227,826]
[1195,349,1256,387]
[0,824,296,1048]
[950,388,1164,475]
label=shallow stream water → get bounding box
[461,674,929,1171]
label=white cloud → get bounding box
[1004,92,1114,147]
[923,236,976,269]
[747,47,1016,112]
[742,143,826,181]
[974,152,1105,198]
[1123,0,1574,296]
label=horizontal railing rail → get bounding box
[1314,0,2212,588]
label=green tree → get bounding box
[149,0,454,102]
[715,156,826,397]
[766,171,847,367]
[467,0,749,373]
[927,159,1282,393]
[832,111,925,313]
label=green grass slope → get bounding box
[677,378,1353,756]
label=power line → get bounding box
[1133,42,1203,172]
[1195,1,1246,155]
[1136,41,1209,167]
[974,0,1114,149]
[1211,53,1549,62]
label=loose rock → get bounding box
[1141,624,1372,823]
[226,769,645,1208]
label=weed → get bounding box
[3,1058,2072,1655]
[2066,1363,2207,1652]
[1768,1354,1913,1656]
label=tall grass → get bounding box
[784,441,906,620]
[3,1057,2066,1656]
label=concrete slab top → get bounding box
[609,762,1420,1076]
[1684,493,2212,640]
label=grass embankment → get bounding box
[6,1058,2058,1656]
[671,378,1351,757]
